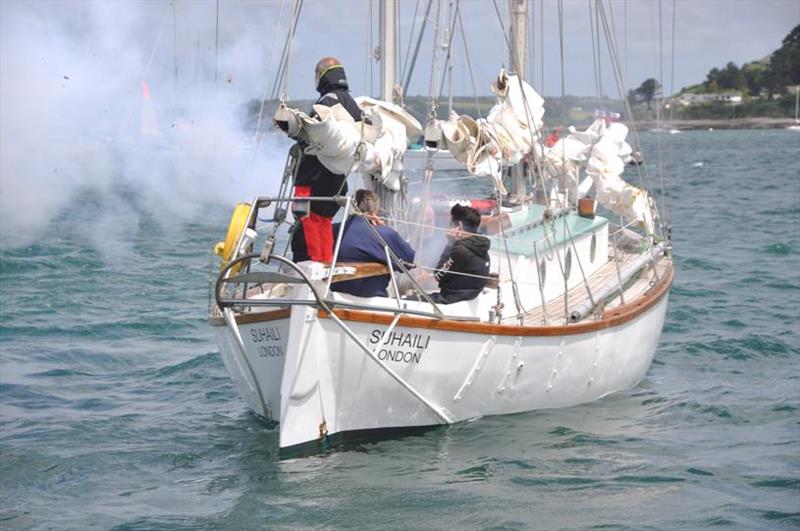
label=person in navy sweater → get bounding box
[331,190,415,298]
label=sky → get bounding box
[0,0,798,247]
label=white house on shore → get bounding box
[676,92,744,106]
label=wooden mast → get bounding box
[509,0,528,200]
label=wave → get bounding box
[761,243,795,256]
[684,334,798,360]
[149,352,222,379]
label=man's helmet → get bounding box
[314,57,343,86]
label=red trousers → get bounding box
[301,212,333,263]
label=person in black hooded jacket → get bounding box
[290,57,362,263]
[430,204,491,304]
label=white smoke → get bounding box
[0,0,292,249]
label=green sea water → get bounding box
[1,129,799,529]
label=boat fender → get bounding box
[214,203,252,272]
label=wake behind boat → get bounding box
[208,0,673,456]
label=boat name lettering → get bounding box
[250,326,282,343]
[368,329,430,364]
[257,344,284,358]
[377,348,421,364]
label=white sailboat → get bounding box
[788,85,800,130]
[209,0,673,456]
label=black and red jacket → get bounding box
[293,67,362,218]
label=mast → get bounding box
[509,0,527,79]
[509,0,528,199]
[379,0,397,103]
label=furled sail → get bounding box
[438,69,545,194]
[273,99,421,190]
[545,119,654,234]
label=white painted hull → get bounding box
[217,288,669,453]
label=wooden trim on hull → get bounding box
[321,263,673,336]
[208,307,291,327]
[210,263,672,335]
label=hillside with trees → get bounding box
[687,24,799,96]
[243,25,800,133]
[629,24,800,122]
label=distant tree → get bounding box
[705,67,720,89]
[770,24,800,86]
[630,78,660,108]
[716,62,744,90]
[742,62,767,96]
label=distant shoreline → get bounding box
[630,117,798,130]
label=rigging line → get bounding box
[494,187,525,318]
[596,2,663,238]
[426,0,444,116]
[267,15,291,101]
[456,6,482,117]
[489,0,551,206]
[436,0,461,105]
[494,2,600,315]
[400,0,421,82]
[119,1,172,137]
[666,0,676,227]
[606,0,618,58]
[588,0,601,101]
[172,1,177,103]
[402,0,435,98]
[214,0,220,86]
[528,0,534,87]
[655,0,669,228]
[280,0,304,101]
[540,0,544,95]
[268,0,303,102]
[364,0,371,95]
[597,2,653,194]
[595,0,604,102]
[388,214,582,252]
[252,0,288,148]
[624,0,628,86]
[370,0,375,96]
[669,0,676,119]
[552,0,569,213]
[491,0,555,314]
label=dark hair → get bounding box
[450,204,481,232]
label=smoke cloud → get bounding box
[0,0,291,249]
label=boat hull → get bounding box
[214,268,670,454]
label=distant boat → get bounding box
[788,85,800,131]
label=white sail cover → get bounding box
[355,96,422,191]
[545,119,653,234]
[438,70,545,194]
[273,99,421,191]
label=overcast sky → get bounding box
[4,0,797,102]
[0,0,797,246]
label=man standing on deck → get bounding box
[290,57,363,263]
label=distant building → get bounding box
[676,92,743,106]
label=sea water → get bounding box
[1,130,798,529]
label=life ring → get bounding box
[214,202,252,272]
